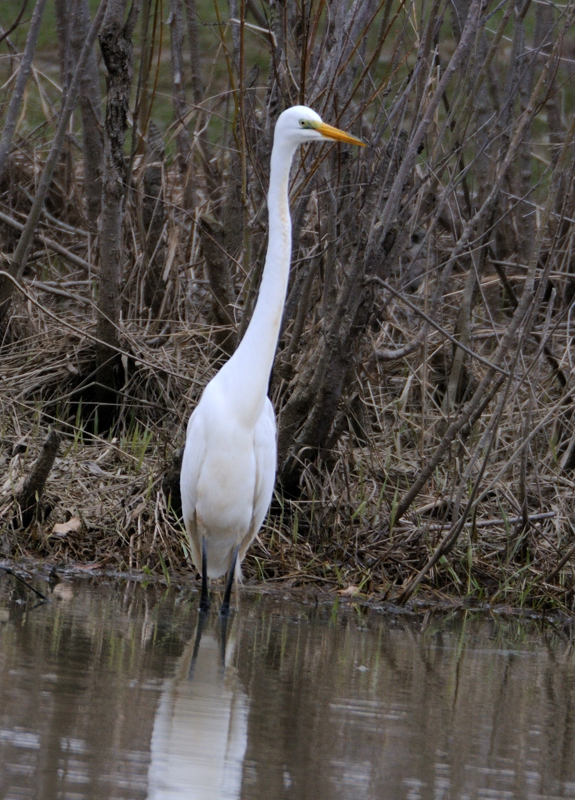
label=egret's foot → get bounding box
[220,545,239,616]
[200,536,210,613]
[219,599,232,616]
[199,595,211,614]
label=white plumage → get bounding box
[181,383,276,579]
[180,106,364,612]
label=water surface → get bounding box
[0,574,574,799]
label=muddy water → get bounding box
[0,577,574,800]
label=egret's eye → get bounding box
[299,120,306,128]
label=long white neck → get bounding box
[219,137,297,425]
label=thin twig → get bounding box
[369,277,510,375]
[0,210,96,273]
[425,511,556,532]
[0,567,48,601]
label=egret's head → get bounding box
[275,105,365,149]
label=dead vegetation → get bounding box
[2,0,575,612]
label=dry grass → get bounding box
[2,0,575,613]
[2,238,575,613]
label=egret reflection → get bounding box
[147,614,248,799]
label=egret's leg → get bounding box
[220,545,239,616]
[200,536,210,612]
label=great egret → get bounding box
[180,105,364,613]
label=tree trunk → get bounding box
[0,0,48,181]
[198,214,238,358]
[70,0,105,229]
[96,0,140,408]
[0,0,107,329]
[142,121,167,317]
[184,0,203,106]
[55,0,103,230]
[169,0,192,170]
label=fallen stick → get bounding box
[545,538,575,582]
[0,209,96,273]
[425,511,556,532]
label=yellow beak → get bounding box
[315,121,365,146]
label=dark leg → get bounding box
[199,536,210,613]
[220,545,239,616]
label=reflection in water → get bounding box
[0,577,574,799]
[147,615,248,799]
[237,612,575,799]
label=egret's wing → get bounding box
[180,406,207,572]
[240,398,277,559]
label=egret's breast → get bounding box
[196,428,257,536]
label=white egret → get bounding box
[180,105,364,613]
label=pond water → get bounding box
[0,573,574,800]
